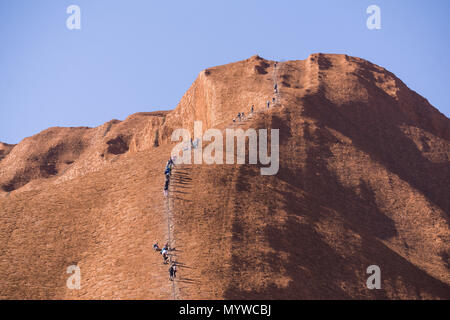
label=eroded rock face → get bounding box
[0,142,15,162]
[0,54,449,299]
[0,112,168,192]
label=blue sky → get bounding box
[1,0,449,144]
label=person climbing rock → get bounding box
[169,264,175,281]
[192,138,199,149]
[153,242,160,251]
[167,158,174,171]
[162,251,168,264]
[267,100,270,109]
[173,264,177,279]
[163,178,169,196]
[274,83,278,94]
[251,105,254,113]
[161,246,169,264]
[165,172,170,185]
[237,112,241,121]
[165,165,171,177]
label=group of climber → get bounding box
[233,103,256,124]
[232,62,280,125]
[268,62,280,107]
[267,84,278,108]
[267,96,276,109]
[160,158,179,281]
[234,111,246,123]
[163,157,174,196]
[153,241,178,281]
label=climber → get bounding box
[241,112,245,120]
[237,112,241,122]
[267,100,270,109]
[190,138,200,150]
[162,251,168,264]
[251,105,254,113]
[173,264,177,279]
[167,158,174,170]
[165,165,171,177]
[161,246,169,264]
[274,83,278,94]
[153,242,160,252]
[192,138,199,149]
[163,178,169,196]
[169,264,175,281]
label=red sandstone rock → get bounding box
[0,54,448,299]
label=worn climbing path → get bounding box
[227,60,283,129]
[165,167,180,299]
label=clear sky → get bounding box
[1,0,449,144]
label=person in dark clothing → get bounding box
[164,179,169,196]
[169,265,175,281]
[173,264,177,279]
